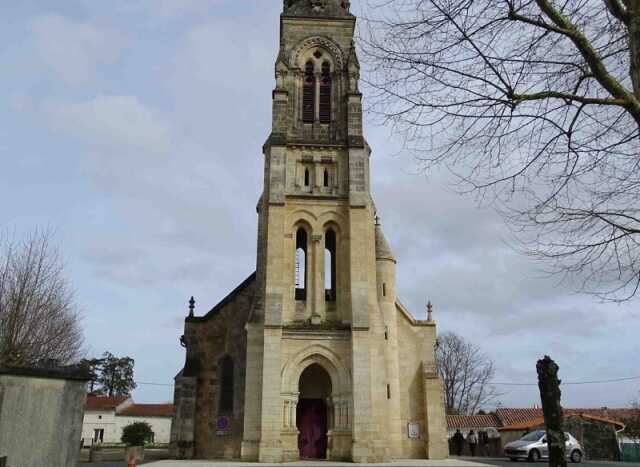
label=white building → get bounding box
[82,395,174,446]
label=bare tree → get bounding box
[360,0,640,301]
[0,229,84,367]
[435,331,500,414]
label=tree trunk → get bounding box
[537,356,567,467]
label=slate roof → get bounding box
[374,223,396,263]
[118,403,175,417]
[186,272,256,322]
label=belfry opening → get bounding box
[297,363,332,459]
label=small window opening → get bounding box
[384,326,388,340]
[319,62,331,123]
[325,229,337,302]
[303,61,316,123]
[387,384,391,399]
[323,169,329,187]
[304,168,310,187]
[382,283,386,297]
[219,355,234,413]
[296,228,308,301]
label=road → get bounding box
[80,459,640,467]
[466,457,640,467]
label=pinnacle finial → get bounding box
[188,296,195,317]
[427,301,433,322]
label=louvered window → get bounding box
[319,62,331,123]
[303,61,315,123]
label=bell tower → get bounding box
[241,0,390,462]
[171,1,448,462]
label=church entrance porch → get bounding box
[297,364,331,459]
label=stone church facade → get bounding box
[170,0,448,462]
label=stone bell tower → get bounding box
[243,0,403,462]
[171,0,448,462]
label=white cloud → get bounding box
[30,13,125,85]
[41,95,174,154]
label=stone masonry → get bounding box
[171,0,449,462]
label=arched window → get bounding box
[323,169,329,187]
[319,62,331,123]
[303,61,316,123]
[219,355,234,413]
[296,228,308,301]
[325,229,336,302]
[304,168,310,187]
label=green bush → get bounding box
[121,422,154,446]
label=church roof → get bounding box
[187,272,256,322]
[283,0,353,18]
[375,223,396,263]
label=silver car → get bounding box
[504,429,584,463]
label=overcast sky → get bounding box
[1,0,638,408]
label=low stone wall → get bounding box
[0,366,89,467]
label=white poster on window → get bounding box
[408,422,421,439]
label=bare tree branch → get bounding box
[0,228,84,367]
[435,332,502,414]
[360,0,640,301]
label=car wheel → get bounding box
[529,449,541,462]
[570,450,582,463]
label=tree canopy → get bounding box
[84,351,137,397]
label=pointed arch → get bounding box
[319,61,331,123]
[295,227,308,301]
[219,355,234,413]
[303,61,315,123]
[324,228,336,302]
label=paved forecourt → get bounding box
[143,459,492,467]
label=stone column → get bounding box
[281,392,299,461]
[241,323,264,461]
[423,360,449,459]
[311,234,323,324]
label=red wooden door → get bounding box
[297,399,327,459]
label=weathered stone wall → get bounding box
[565,416,620,461]
[173,276,255,459]
[0,367,88,467]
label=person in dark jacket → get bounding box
[452,429,465,456]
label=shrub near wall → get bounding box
[565,416,620,461]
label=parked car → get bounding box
[504,430,584,463]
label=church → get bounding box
[170,0,448,462]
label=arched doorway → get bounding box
[297,363,331,459]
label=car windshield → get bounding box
[520,430,545,442]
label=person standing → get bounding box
[452,429,465,456]
[468,429,478,457]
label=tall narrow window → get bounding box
[319,62,331,123]
[303,61,316,123]
[323,169,329,187]
[296,228,308,300]
[325,229,336,302]
[219,355,234,413]
[304,168,310,187]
